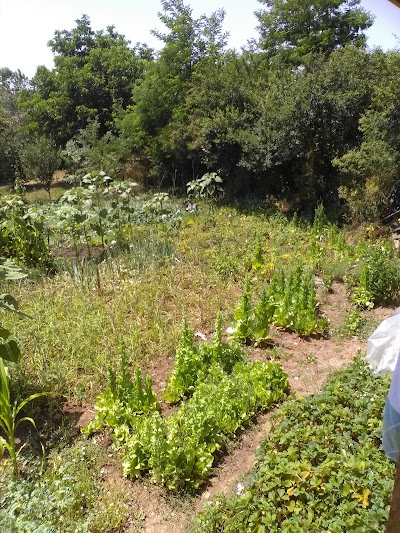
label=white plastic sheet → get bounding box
[365,311,400,376]
[366,310,400,461]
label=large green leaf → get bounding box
[0,258,27,281]
[0,294,29,316]
[0,339,21,363]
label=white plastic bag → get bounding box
[383,352,400,462]
[365,311,400,375]
[366,310,400,462]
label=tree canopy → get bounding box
[19,15,152,145]
[256,0,373,65]
[1,1,400,221]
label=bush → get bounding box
[0,195,55,271]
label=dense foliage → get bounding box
[19,15,152,146]
[256,0,372,65]
[0,0,399,219]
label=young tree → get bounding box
[121,0,228,186]
[0,69,30,183]
[20,136,61,197]
[334,50,400,220]
[64,118,131,179]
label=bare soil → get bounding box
[67,281,395,532]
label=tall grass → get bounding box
[2,203,394,403]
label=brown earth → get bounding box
[67,281,395,533]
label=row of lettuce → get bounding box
[83,317,289,490]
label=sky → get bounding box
[0,0,399,78]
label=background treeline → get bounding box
[1,0,399,220]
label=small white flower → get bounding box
[195,332,207,341]
[226,327,236,335]
[236,482,245,495]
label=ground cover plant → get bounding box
[193,358,395,531]
[0,440,129,532]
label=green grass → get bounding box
[4,214,246,401]
[0,179,69,203]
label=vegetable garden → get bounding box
[0,175,399,531]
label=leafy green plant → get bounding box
[0,258,27,364]
[163,314,244,404]
[233,279,257,344]
[0,440,129,532]
[351,244,400,309]
[83,348,160,442]
[269,267,329,336]
[252,240,264,271]
[0,297,22,365]
[0,258,48,478]
[193,358,393,531]
[122,360,288,490]
[163,316,202,404]
[233,268,327,341]
[85,317,287,491]
[253,288,275,342]
[143,192,170,212]
[0,359,48,478]
[186,173,224,200]
[0,195,55,271]
[345,308,366,337]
